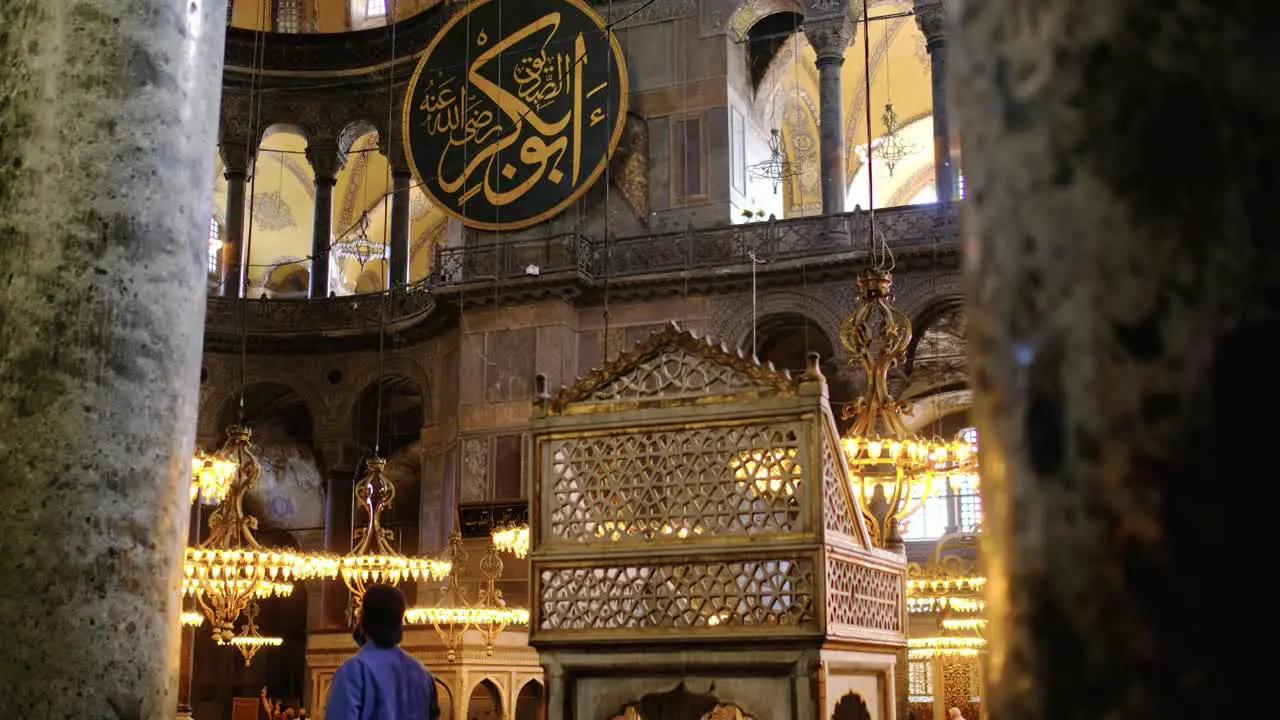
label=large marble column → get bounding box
[914,0,956,203]
[305,144,344,299]
[804,17,853,216]
[219,140,255,298]
[954,0,1272,717]
[0,0,225,716]
[388,166,413,287]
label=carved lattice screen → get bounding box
[542,420,810,546]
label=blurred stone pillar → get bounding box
[0,0,226,715]
[954,0,1274,717]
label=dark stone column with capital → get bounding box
[306,144,344,299]
[389,168,413,287]
[323,467,357,628]
[0,0,225,715]
[914,0,956,203]
[219,141,255,298]
[954,0,1274,717]
[805,18,852,216]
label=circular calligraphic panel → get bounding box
[402,0,629,231]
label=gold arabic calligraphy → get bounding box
[417,12,610,208]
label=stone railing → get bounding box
[431,201,959,287]
[204,280,436,337]
[206,203,958,340]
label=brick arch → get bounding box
[726,0,807,42]
[714,288,854,365]
[339,355,433,429]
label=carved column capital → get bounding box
[305,143,346,182]
[804,15,854,64]
[219,141,257,179]
[913,0,948,47]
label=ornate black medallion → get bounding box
[402,0,629,231]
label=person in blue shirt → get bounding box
[326,584,441,720]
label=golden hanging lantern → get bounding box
[490,522,530,559]
[184,425,340,643]
[190,449,237,505]
[837,269,975,547]
[341,456,451,623]
[228,602,283,666]
[405,532,529,661]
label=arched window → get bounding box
[207,217,222,274]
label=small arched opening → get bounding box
[435,678,454,720]
[467,679,503,720]
[515,680,545,720]
[753,312,854,428]
[351,374,425,457]
[831,692,872,720]
[747,11,804,93]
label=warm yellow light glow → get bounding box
[589,519,704,542]
[491,524,530,559]
[229,635,283,648]
[907,647,982,659]
[941,617,987,631]
[181,611,205,627]
[728,448,801,495]
[405,605,530,627]
[906,575,986,595]
[908,597,986,614]
[190,452,237,505]
[182,577,294,599]
[339,555,452,586]
[909,636,986,650]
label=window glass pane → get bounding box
[366,0,387,17]
[908,660,933,701]
[207,217,221,273]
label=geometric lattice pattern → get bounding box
[546,423,806,543]
[821,428,862,541]
[539,558,817,631]
[582,347,764,402]
[826,556,903,633]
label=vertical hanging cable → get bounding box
[236,0,271,425]
[601,0,615,360]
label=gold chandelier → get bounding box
[341,456,451,622]
[190,450,237,505]
[185,425,340,642]
[405,532,529,661]
[837,269,974,547]
[228,602,283,667]
[490,523,529,559]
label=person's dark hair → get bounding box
[359,584,406,648]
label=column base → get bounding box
[176,706,194,720]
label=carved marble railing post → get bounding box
[219,140,256,298]
[305,143,345,299]
[914,0,956,202]
[804,11,853,216]
[954,0,1272,716]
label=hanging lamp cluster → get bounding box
[184,425,340,643]
[341,456,452,624]
[190,449,237,505]
[490,522,530,559]
[228,602,284,667]
[406,532,529,661]
[837,270,975,547]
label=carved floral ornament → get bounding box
[611,705,755,720]
[545,323,803,412]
